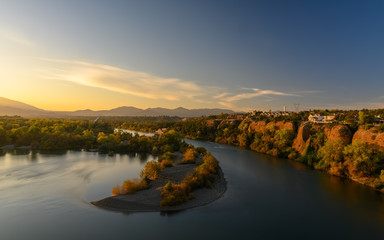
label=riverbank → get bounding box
[125,120,384,194]
[91,156,227,213]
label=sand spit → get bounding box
[91,159,227,213]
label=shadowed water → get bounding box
[1,139,384,240]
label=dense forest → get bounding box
[0,116,184,155]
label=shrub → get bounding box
[160,144,173,153]
[160,159,173,168]
[288,150,299,160]
[160,152,220,206]
[112,185,120,196]
[328,162,345,177]
[158,151,175,162]
[181,148,197,164]
[311,132,325,151]
[380,170,384,182]
[343,140,382,178]
[111,178,148,196]
[186,152,219,189]
[140,160,162,180]
[267,148,280,157]
[315,140,344,170]
[274,129,295,150]
[196,147,207,155]
[160,181,190,206]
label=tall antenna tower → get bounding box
[293,103,300,112]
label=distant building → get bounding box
[260,111,289,118]
[155,128,167,134]
[373,115,384,125]
[308,114,335,123]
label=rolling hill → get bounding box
[0,97,234,118]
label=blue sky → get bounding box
[0,0,383,111]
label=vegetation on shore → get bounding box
[0,117,186,155]
[115,109,384,192]
[161,152,219,206]
[109,135,221,207]
[1,109,384,195]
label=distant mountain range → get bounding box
[0,97,234,118]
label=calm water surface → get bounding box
[1,140,384,240]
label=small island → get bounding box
[92,142,227,213]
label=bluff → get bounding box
[292,122,311,155]
[353,127,384,151]
[324,125,352,145]
[292,123,353,155]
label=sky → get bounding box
[0,0,384,112]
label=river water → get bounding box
[1,139,384,240]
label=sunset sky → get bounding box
[1,0,383,112]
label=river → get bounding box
[1,139,384,239]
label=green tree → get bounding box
[343,140,383,177]
[358,111,365,125]
[316,140,344,170]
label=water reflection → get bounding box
[1,140,384,239]
[137,152,150,162]
[27,151,38,162]
[317,172,384,225]
[8,149,31,155]
[38,150,68,156]
[160,210,184,217]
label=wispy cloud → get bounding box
[224,88,298,102]
[38,58,203,101]
[34,58,318,111]
[0,27,34,46]
[213,92,230,99]
[212,88,299,109]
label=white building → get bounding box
[308,114,335,123]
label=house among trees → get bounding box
[374,115,384,125]
[308,114,335,123]
[155,128,167,134]
[260,111,289,118]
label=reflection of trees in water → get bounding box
[138,153,150,162]
[9,149,31,156]
[96,152,153,164]
[0,149,69,157]
[160,210,184,217]
[124,152,152,163]
[317,172,384,226]
[119,209,184,217]
[37,150,68,156]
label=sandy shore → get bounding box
[91,157,227,213]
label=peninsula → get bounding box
[91,152,226,212]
